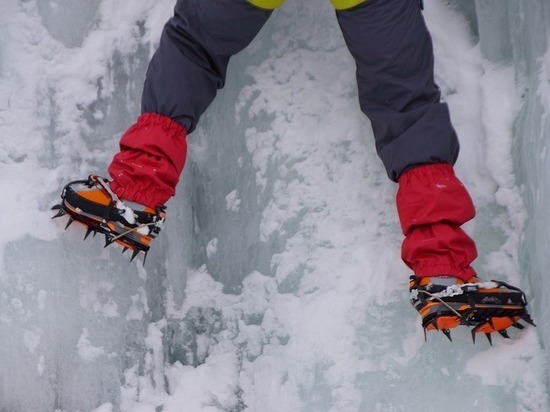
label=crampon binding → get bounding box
[410,276,535,345]
[52,175,166,263]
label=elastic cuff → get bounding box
[398,163,454,186]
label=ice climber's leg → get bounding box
[334,0,477,280]
[325,0,534,340]
[108,0,278,208]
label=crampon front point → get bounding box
[52,175,166,263]
[410,276,535,345]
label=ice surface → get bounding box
[0,0,549,411]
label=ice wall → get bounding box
[508,0,550,381]
[0,0,549,411]
[0,1,176,410]
[470,0,550,382]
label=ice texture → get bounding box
[0,0,549,410]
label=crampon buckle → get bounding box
[52,175,165,264]
[410,276,535,345]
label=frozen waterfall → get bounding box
[0,0,549,411]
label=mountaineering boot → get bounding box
[409,275,535,344]
[52,175,166,262]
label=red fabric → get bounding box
[396,163,477,280]
[108,113,187,208]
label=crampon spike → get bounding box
[423,327,428,342]
[512,322,525,330]
[442,329,452,342]
[427,319,439,331]
[521,313,536,327]
[51,205,66,219]
[65,218,74,230]
[52,209,66,219]
[470,322,486,344]
[498,329,511,339]
[121,247,129,254]
[485,333,493,346]
[130,249,140,262]
[104,234,113,248]
[142,251,148,266]
[84,227,94,241]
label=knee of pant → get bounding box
[330,0,367,11]
[248,0,285,10]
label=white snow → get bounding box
[0,0,549,411]
[77,328,105,361]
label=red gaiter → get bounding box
[108,113,187,208]
[396,163,477,281]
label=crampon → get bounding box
[410,276,535,345]
[51,175,166,263]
